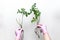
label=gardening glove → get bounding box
[15,28,24,40]
[37,24,47,34]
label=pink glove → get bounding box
[15,28,24,40]
[37,24,47,34]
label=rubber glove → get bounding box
[37,24,47,34]
[15,28,24,40]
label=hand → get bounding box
[15,28,24,40]
[37,24,47,34]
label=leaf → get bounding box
[26,13,28,17]
[21,8,25,11]
[28,13,31,15]
[31,17,36,23]
[17,9,20,13]
[30,9,32,13]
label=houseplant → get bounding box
[17,3,41,27]
[15,3,41,40]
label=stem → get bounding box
[16,18,22,28]
[36,16,40,38]
[37,16,40,24]
[21,13,23,28]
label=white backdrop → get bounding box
[0,0,60,40]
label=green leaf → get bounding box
[21,8,25,11]
[17,9,20,13]
[31,17,36,23]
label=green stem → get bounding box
[21,13,23,28]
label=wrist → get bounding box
[43,30,48,35]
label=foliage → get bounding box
[17,3,41,23]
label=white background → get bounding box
[0,0,60,40]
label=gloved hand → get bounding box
[15,28,24,40]
[37,24,47,34]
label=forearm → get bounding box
[43,33,51,40]
[16,38,19,40]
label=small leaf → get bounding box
[21,8,25,11]
[30,9,32,13]
[26,13,28,17]
[31,17,36,23]
[28,13,31,15]
[17,9,20,13]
